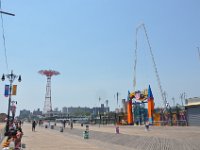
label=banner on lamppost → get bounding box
[12,85,17,95]
[4,85,9,97]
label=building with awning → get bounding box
[185,97,200,126]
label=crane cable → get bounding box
[133,23,166,109]
[197,47,200,61]
[133,27,138,91]
[133,23,145,91]
[0,0,9,72]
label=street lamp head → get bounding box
[18,75,21,82]
[1,74,5,81]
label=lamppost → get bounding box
[2,70,21,135]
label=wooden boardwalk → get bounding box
[3,122,200,150]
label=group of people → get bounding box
[2,120,23,150]
[62,119,73,129]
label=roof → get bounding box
[185,97,200,107]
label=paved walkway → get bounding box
[21,123,131,150]
[13,123,200,150]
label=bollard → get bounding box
[86,125,89,131]
[115,126,119,134]
[145,121,150,131]
[145,124,149,131]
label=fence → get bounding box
[153,120,188,126]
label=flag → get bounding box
[4,85,9,97]
[127,90,130,101]
[148,85,154,99]
[12,85,17,95]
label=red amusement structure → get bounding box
[38,70,60,114]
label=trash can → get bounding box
[51,125,54,129]
[145,124,149,131]
[115,126,119,134]
[21,143,26,148]
[60,127,63,132]
[83,130,89,139]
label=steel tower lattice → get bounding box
[38,70,60,113]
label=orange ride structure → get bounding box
[127,91,133,125]
[147,85,154,124]
[127,85,154,125]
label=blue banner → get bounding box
[4,85,9,97]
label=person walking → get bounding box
[32,120,36,132]
[70,120,73,129]
[63,120,66,128]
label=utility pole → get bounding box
[0,10,14,16]
[98,96,101,127]
[172,97,175,107]
[180,92,186,107]
[0,0,15,16]
[0,3,16,135]
[0,3,15,71]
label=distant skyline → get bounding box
[0,0,199,115]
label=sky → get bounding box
[0,0,199,115]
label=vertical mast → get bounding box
[43,76,52,113]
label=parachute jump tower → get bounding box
[38,70,60,114]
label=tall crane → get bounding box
[133,23,167,109]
